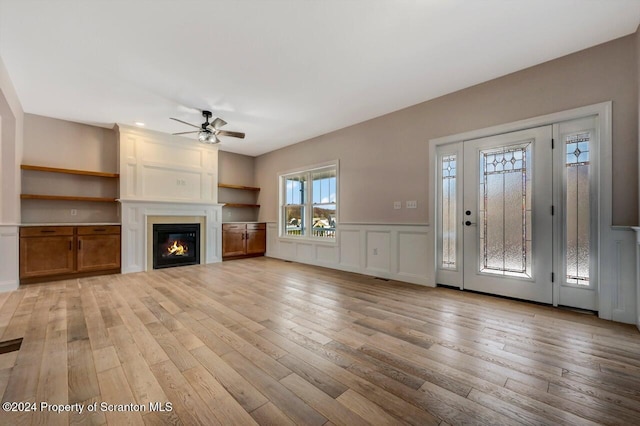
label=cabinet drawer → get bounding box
[223,224,245,230]
[20,226,74,237]
[77,225,121,235]
[247,223,266,230]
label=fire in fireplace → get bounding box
[152,223,200,269]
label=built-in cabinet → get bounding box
[20,225,121,283]
[222,223,266,259]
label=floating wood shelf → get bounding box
[21,164,119,178]
[223,203,261,208]
[218,183,260,191]
[21,194,118,203]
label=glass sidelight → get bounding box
[564,132,591,286]
[441,154,457,269]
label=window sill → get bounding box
[278,235,338,246]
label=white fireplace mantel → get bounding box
[119,199,223,274]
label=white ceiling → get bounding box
[1,0,639,156]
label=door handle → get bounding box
[465,221,476,226]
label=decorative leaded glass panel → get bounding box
[441,155,456,269]
[479,142,532,278]
[565,132,590,285]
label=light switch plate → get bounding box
[406,200,417,209]
[393,201,401,210]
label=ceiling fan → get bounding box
[170,110,245,144]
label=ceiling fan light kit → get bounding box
[170,110,245,145]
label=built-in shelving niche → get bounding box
[20,164,120,224]
[218,183,260,222]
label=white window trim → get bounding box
[278,160,339,245]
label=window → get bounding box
[281,164,337,240]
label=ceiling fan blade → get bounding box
[211,117,227,129]
[217,130,245,139]
[172,131,199,135]
[170,117,200,129]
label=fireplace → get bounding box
[152,223,200,269]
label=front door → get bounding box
[436,126,554,303]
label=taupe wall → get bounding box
[637,24,640,225]
[21,114,119,223]
[219,151,255,187]
[255,34,639,226]
[23,114,117,172]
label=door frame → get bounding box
[428,102,612,316]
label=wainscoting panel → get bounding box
[338,228,360,271]
[0,225,19,291]
[601,226,637,324]
[365,230,391,275]
[266,223,432,286]
[397,231,430,281]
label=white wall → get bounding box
[0,55,23,291]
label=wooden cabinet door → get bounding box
[20,236,75,278]
[246,224,266,255]
[77,234,121,272]
[222,224,246,257]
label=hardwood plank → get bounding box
[250,402,297,426]
[279,373,369,425]
[96,366,145,426]
[68,338,100,404]
[278,354,349,399]
[256,327,440,426]
[0,290,32,341]
[336,389,406,426]
[107,324,169,407]
[149,359,222,426]
[92,345,120,374]
[190,345,269,413]
[221,350,327,425]
[183,364,258,425]
[505,378,640,425]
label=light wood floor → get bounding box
[0,258,639,425]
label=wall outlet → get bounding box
[70,209,77,216]
[406,200,417,209]
[393,201,401,210]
